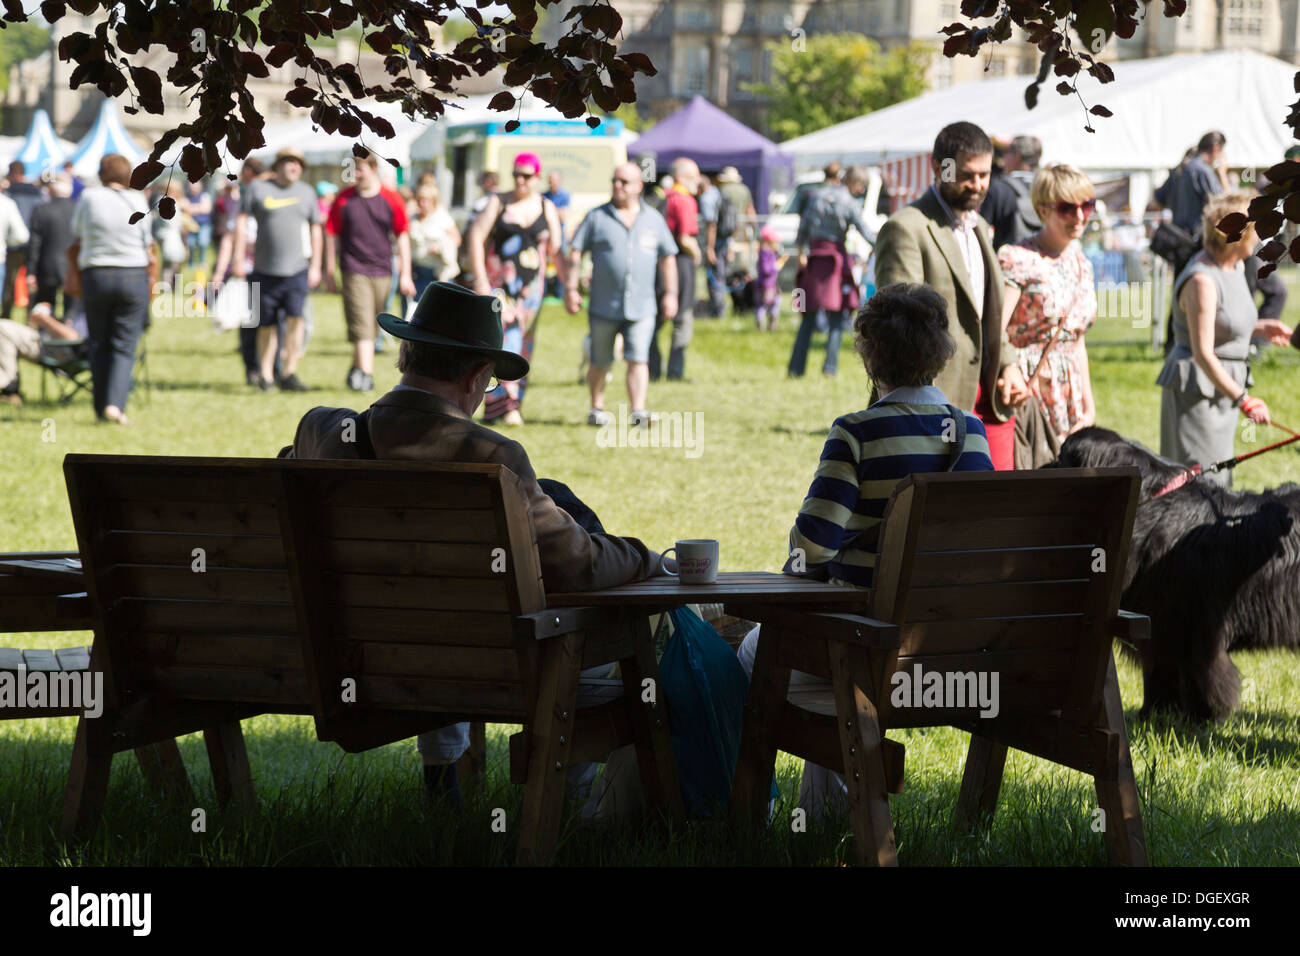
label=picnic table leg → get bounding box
[60,718,114,841]
[516,632,584,866]
[730,623,792,828]
[953,734,1008,832]
[133,739,194,805]
[1095,652,1149,866]
[828,641,897,867]
[203,722,256,812]
[618,613,684,821]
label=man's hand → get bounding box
[323,271,338,294]
[473,277,492,296]
[231,262,248,280]
[564,288,582,315]
[997,364,1032,408]
[660,292,678,322]
[25,274,36,292]
[1256,318,1294,346]
[706,245,717,266]
[307,264,322,290]
[798,252,808,270]
[399,274,416,299]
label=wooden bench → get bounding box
[731,468,1151,866]
[60,454,681,864]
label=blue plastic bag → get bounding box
[659,606,757,819]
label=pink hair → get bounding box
[513,152,542,175]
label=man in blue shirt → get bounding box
[543,172,572,299]
[566,162,679,427]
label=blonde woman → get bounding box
[1157,191,1293,485]
[408,182,460,301]
[997,164,1098,444]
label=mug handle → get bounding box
[660,547,678,576]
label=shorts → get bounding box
[589,313,655,366]
[342,272,392,342]
[250,270,308,329]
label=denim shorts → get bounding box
[589,313,655,366]
[250,270,309,328]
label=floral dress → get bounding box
[482,196,552,421]
[998,236,1097,442]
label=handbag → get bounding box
[212,277,252,332]
[1150,221,1199,266]
[1012,313,1070,469]
[658,606,754,818]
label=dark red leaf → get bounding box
[1258,239,1286,260]
[488,91,516,111]
[285,85,317,107]
[1283,190,1300,222]
[1089,104,1113,118]
[240,52,270,78]
[586,116,601,129]
[128,211,145,224]
[504,119,520,133]
[158,195,177,220]
[1257,208,1285,237]
[622,51,656,76]
[129,160,165,190]
[1217,212,1249,236]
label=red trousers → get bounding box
[974,382,1016,471]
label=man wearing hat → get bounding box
[281,281,671,806]
[231,145,322,391]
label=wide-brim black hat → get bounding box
[377,281,529,382]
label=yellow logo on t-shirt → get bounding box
[263,197,301,210]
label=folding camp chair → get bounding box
[38,339,92,405]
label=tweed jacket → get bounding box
[283,387,661,594]
[873,188,1015,421]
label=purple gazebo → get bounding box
[630,96,794,214]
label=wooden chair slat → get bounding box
[909,545,1095,587]
[140,633,303,670]
[21,648,59,671]
[897,615,1084,656]
[355,642,521,682]
[104,499,280,536]
[317,478,495,509]
[915,511,1103,552]
[325,507,500,542]
[355,676,526,715]
[115,565,291,603]
[903,580,1092,622]
[126,600,297,636]
[335,607,517,646]
[150,666,309,705]
[54,647,92,671]
[323,539,510,577]
[329,572,514,611]
[107,531,285,570]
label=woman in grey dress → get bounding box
[1157,192,1293,485]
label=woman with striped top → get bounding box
[738,282,995,815]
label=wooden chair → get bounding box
[274,458,683,864]
[59,454,311,838]
[731,468,1150,866]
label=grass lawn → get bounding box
[1,270,1298,866]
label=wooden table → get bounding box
[547,571,868,614]
[0,551,92,632]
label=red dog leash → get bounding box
[1153,420,1300,499]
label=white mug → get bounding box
[661,539,719,585]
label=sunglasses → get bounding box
[1054,198,1097,218]
[513,169,537,180]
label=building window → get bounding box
[759,9,786,32]
[940,2,958,20]
[675,2,714,30]
[895,0,907,27]
[1225,0,1263,36]
[674,43,710,96]
[986,58,1006,77]
[934,56,953,90]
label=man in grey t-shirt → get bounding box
[231,146,322,390]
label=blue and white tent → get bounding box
[69,98,145,179]
[10,109,71,179]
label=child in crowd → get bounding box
[754,225,786,331]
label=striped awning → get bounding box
[879,152,933,212]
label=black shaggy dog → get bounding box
[1051,426,1300,721]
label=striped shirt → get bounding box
[788,385,994,588]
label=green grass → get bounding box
[2,271,1299,865]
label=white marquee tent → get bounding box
[782,49,1299,211]
[68,98,146,178]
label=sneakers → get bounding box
[277,373,310,392]
[346,367,374,392]
[256,375,274,392]
[245,370,260,387]
[629,409,658,428]
[587,408,614,427]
